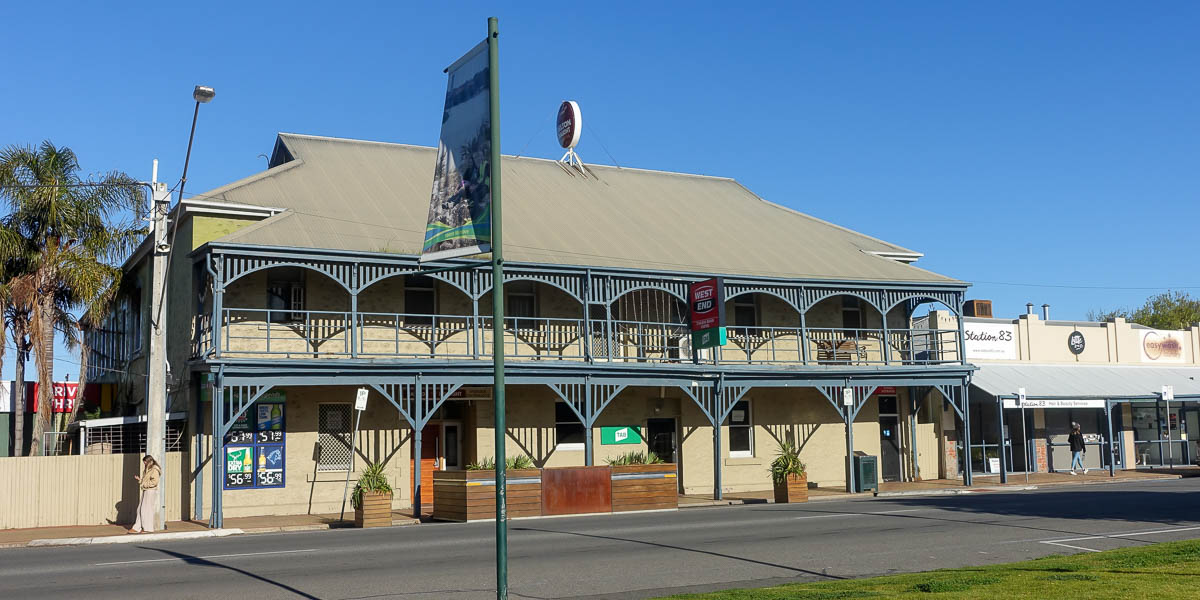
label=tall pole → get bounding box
[146,163,170,530]
[487,16,508,600]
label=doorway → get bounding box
[878,396,901,482]
[646,418,677,464]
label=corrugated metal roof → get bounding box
[192,133,962,284]
[972,363,1200,399]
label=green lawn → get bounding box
[657,539,1200,599]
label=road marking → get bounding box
[793,508,925,520]
[94,548,318,566]
[1037,525,1200,554]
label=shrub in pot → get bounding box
[770,440,808,503]
[353,462,394,527]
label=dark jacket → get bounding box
[1068,432,1086,452]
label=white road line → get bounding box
[94,548,318,566]
[1042,542,1102,553]
[793,508,926,520]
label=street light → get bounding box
[179,85,216,204]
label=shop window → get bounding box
[405,275,436,325]
[727,399,753,457]
[555,401,585,450]
[733,296,757,327]
[267,267,306,323]
[841,296,863,331]
[317,403,353,471]
[507,282,537,331]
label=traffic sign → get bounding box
[355,387,369,411]
[1162,385,1174,402]
[1017,387,1026,407]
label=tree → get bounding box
[0,141,144,456]
[1088,291,1200,331]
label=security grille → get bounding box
[317,403,353,471]
[83,421,185,454]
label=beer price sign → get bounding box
[689,277,727,349]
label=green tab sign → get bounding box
[691,326,727,350]
[601,426,643,445]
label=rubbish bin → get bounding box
[853,451,878,493]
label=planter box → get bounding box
[432,469,541,522]
[542,466,612,516]
[354,490,393,528]
[773,473,808,504]
[611,464,678,512]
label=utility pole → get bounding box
[147,160,171,531]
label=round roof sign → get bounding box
[556,101,582,149]
[1068,331,1085,355]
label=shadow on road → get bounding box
[511,525,845,581]
[138,547,320,599]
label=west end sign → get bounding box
[689,277,727,349]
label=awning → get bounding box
[971,363,1200,401]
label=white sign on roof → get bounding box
[964,322,1017,360]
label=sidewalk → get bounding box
[0,510,419,549]
[679,467,1192,507]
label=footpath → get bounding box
[2,468,1191,549]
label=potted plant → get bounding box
[771,440,808,503]
[352,462,393,528]
[432,455,542,522]
[607,450,678,512]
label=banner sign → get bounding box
[1140,329,1187,363]
[1003,398,1105,409]
[964,322,1017,360]
[689,278,727,350]
[422,40,493,262]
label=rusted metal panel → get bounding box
[541,466,612,516]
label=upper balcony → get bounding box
[190,258,965,369]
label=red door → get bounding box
[411,424,440,512]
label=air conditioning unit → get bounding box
[963,300,993,318]
[677,335,710,362]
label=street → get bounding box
[2,478,1198,600]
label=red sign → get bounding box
[20,382,83,413]
[689,278,726,332]
[556,100,582,149]
[876,386,897,396]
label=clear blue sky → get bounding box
[2,2,1198,380]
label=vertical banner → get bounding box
[422,41,493,262]
[689,277,727,349]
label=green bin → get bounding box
[853,452,878,493]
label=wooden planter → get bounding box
[611,464,678,512]
[354,490,393,528]
[432,469,542,522]
[773,473,808,504]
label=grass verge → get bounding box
[656,539,1200,599]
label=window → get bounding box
[404,275,436,325]
[507,282,537,331]
[727,399,753,457]
[317,404,353,471]
[841,296,862,331]
[129,286,143,354]
[733,297,757,327]
[555,401,585,450]
[267,267,306,323]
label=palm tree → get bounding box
[0,141,144,456]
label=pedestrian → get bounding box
[129,455,161,533]
[1068,422,1087,475]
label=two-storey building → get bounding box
[92,133,976,526]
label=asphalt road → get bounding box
[3,478,1199,600]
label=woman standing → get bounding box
[1068,423,1087,475]
[130,455,161,533]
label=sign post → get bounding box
[340,388,369,521]
[1017,387,1028,483]
[1162,385,1174,468]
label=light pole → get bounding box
[147,84,214,530]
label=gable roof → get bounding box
[192,133,962,285]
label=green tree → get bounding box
[0,141,144,455]
[1088,290,1200,331]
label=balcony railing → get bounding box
[200,308,962,367]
